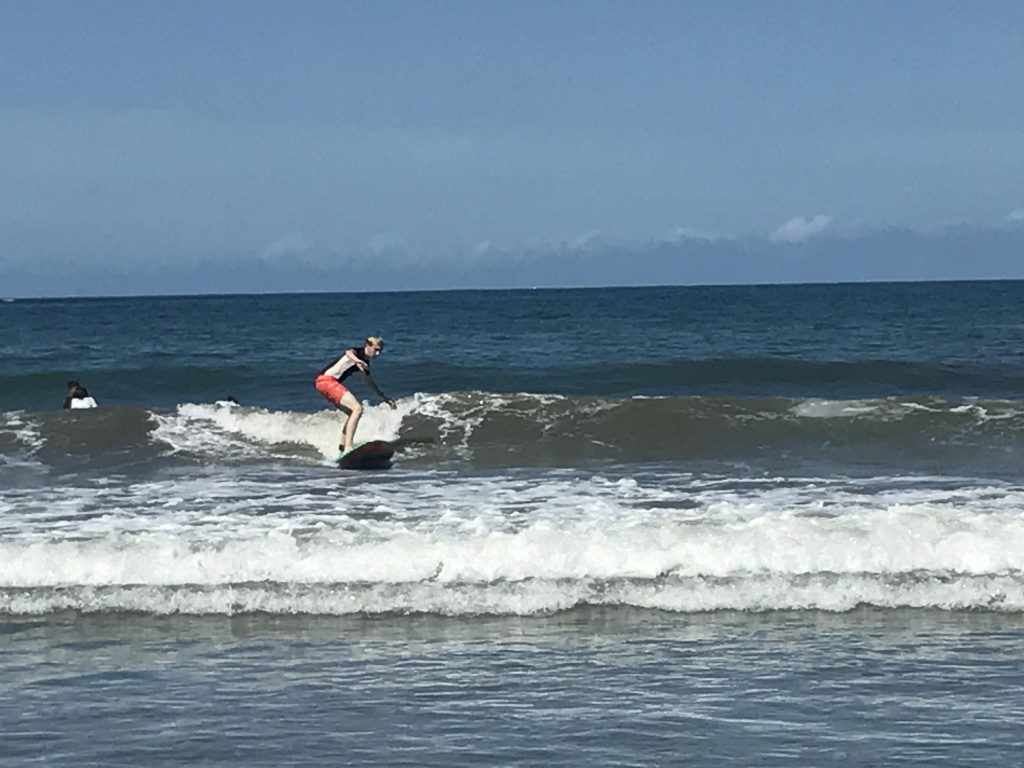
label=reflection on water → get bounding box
[3,608,1023,767]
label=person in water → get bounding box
[63,380,98,409]
[315,336,396,456]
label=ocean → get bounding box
[2,281,1023,765]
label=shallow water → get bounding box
[3,609,1022,766]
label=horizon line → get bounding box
[6,276,1023,303]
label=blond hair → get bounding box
[366,335,384,350]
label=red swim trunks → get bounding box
[315,374,348,406]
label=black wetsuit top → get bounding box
[319,347,370,382]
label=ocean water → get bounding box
[2,281,1024,765]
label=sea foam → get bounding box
[3,471,1024,615]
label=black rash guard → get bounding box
[319,347,370,382]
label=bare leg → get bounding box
[335,403,352,453]
[338,391,363,452]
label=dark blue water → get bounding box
[3,281,1024,765]
[4,281,1024,412]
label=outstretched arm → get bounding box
[362,371,397,409]
[345,349,369,371]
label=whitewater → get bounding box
[4,394,1024,616]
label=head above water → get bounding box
[364,336,384,357]
[67,380,80,393]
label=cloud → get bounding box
[770,215,833,244]
[262,232,310,260]
[1007,208,1024,223]
[566,229,603,251]
[667,226,729,243]
[367,231,408,255]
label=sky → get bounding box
[2,0,1024,295]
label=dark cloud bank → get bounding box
[3,224,1023,298]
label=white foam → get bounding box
[5,503,1021,586]
[150,399,412,462]
[410,392,498,454]
[3,573,1022,616]
[408,391,608,452]
[3,470,1024,615]
[793,399,892,419]
[0,411,44,452]
[793,397,1024,424]
[0,412,47,476]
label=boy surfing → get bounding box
[315,335,397,457]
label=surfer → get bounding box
[62,380,98,409]
[314,336,397,456]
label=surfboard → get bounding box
[336,440,394,470]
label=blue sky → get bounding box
[2,1,1024,294]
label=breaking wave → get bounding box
[3,392,1024,474]
[3,495,1024,616]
